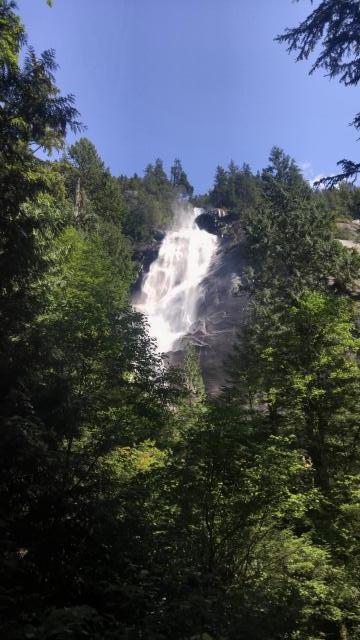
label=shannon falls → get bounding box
[134,203,250,393]
[135,204,218,353]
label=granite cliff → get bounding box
[134,206,252,393]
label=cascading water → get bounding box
[135,204,218,352]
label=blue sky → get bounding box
[18,0,360,193]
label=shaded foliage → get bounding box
[2,3,360,639]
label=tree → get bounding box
[209,162,260,222]
[278,0,360,185]
[62,138,127,227]
[234,291,360,486]
[0,7,168,635]
[170,158,194,196]
[0,213,175,640]
[121,159,177,242]
[183,344,205,400]
[210,165,228,208]
[226,288,360,637]
[144,158,169,191]
[278,1,360,86]
[241,148,360,297]
[140,411,341,639]
[0,0,81,334]
[0,0,81,431]
[262,146,307,192]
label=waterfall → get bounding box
[135,204,218,352]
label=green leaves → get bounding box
[2,1,360,635]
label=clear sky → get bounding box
[17,0,360,193]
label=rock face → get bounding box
[170,236,251,394]
[195,208,229,235]
[135,215,360,394]
[336,219,360,252]
[131,232,165,296]
[134,207,252,394]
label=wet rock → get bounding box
[169,238,252,394]
[134,214,252,393]
[195,208,231,236]
[132,236,163,295]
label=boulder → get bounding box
[195,208,230,235]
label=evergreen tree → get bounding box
[170,158,194,196]
[3,1,360,636]
[242,148,360,296]
[209,162,261,231]
[144,158,169,192]
[61,138,127,227]
[121,158,177,242]
[0,0,80,340]
[0,0,81,486]
[278,0,360,185]
[210,165,229,208]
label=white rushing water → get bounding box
[135,204,218,352]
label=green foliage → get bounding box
[240,147,360,296]
[209,160,261,216]
[2,2,360,638]
[0,0,23,70]
[184,344,206,400]
[317,182,360,221]
[62,138,127,227]
[278,1,360,185]
[0,220,174,639]
[170,158,194,197]
[120,158,183,243]
[222,147,360,638]
[277,1,360,86]
[0,0,81,357]
[0,5,174,637]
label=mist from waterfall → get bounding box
[135,204,218,353]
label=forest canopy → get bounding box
[1,2,360,639]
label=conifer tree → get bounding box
[170,158,194,196]
[278,0,360,185]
